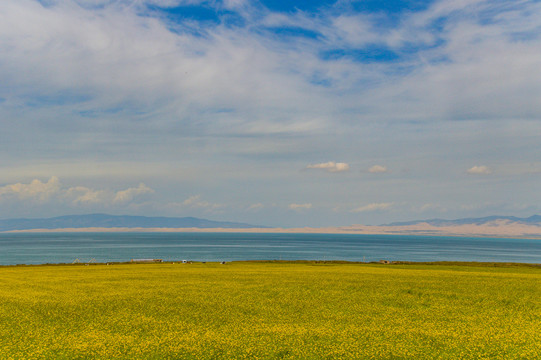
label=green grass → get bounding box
[0,262,540,359]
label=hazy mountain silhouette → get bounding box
[0,214,264,231]
[384,215,541,227]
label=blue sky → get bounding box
[1,0,541,227]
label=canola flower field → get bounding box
[0,261,540,359]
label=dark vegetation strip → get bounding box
[1,259,540,268]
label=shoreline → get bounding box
[3,223,541,239]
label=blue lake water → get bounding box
[0,232,540,265]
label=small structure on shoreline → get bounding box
[130,259,163,263]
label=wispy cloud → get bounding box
[288,203,312,211]
[247,203,264,211]
[417,203,448,213]
[467,165,492,175]
[306,162,350,172]
[351,203,393,213]
[368,165,388,174]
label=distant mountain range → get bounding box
[384,215,541,227]
[2,214,541,236]
[0,214,263,232]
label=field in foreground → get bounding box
[1,262,540,359]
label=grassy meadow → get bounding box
[0,261,540,359]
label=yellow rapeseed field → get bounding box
[0,262,540,359]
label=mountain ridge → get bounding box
[0,213,264,231]
[384,215,541,227]
[2,214,541,235]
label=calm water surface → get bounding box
[0,232,540,265]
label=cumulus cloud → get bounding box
[65,186,107,205]
[351,203,393,213]
[306,162,350,173]
[0,177,154,207]
[467,165,492,175]
[288,203,312,210]
[0,176,61,202]
[368,165,388,174]
[113,183,154,204]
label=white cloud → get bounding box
[368,165,388,173]
[0,176,61,202]
[417,203,447,213]
[2,1,540,144]
[467,165,492,175]
[247,203,264,211]
[2,0,541,133]
[0,0,333,139]
[0,176,154,207]
[328,14,381,48]
[306,162,350,173]
[288,203,312,210]
[113,183,154,204]
[351,203,393,213]
[65,186,107,205]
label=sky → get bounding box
[1,0,541,227]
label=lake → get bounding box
[1,232,541,265]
